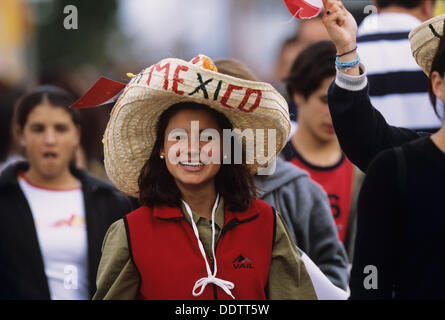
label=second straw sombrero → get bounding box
[410,13,445,76]
[99,55,290,198]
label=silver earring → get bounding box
[160,155,165,159]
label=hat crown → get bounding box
[409,14,445,76]
[189,54,218,72]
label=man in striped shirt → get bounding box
[357,0,440,131]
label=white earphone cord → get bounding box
[182,194,235,299]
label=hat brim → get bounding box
[103,58,290,197]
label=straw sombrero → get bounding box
[81,55,289,197]
[410,14,445,76]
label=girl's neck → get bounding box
[431,124,445,154]
[179,181,217,220]
[24,167,79,190]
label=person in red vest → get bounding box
[89,54,318,300]
[281,41,364,262]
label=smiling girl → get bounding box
[91,55,318,300]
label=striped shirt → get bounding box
[357,12,441,130]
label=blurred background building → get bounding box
[3,0,376,92]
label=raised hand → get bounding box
[321,0,357,55]
[322,0,360,75]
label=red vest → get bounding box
[124,199,275,300]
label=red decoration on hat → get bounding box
[70,77,127,109]
[191,56,201,64]
[283,0,323,20]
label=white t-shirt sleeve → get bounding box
[299,249,350,300]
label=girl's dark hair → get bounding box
[15,85,80,129]
[429,35,445,119]
[138,102,257,211]
[285,40,336,100]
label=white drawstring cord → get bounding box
[182,194,235,299]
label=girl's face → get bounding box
[18,103,80,180]
[161,108,222,192]
[293,76,336,143]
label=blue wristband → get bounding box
[335,54,360,69]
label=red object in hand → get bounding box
[283,0,323,19]
[70,77,126,109]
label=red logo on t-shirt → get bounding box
[53,214,85,228]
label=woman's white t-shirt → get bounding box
[18,173,89,300]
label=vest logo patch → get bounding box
[233,254,254,269]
